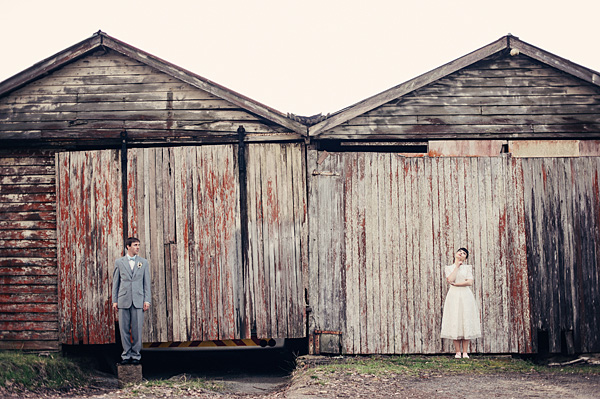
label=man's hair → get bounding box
[125,237,140,248]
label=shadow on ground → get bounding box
[64,344,300,395]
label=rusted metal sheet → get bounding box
[308,150,532,354]
[522,157,600,353]
[245,143,307,339]
[56,150,123,345]
[0,149,59,351]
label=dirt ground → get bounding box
[3,354,600,399]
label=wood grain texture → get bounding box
[523,158,600,353]
[0,49,300,145]
[319,54,600,141]
[307,151,533,354]
[56,150,122,345]
[245,143,307,338]
[0,149,59,350]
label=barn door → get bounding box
[57,144,307,345]
[128,144,307,342]
[56,150,123,345]
[127,146,242,343]
[308,150,531,355]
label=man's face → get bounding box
[127,241,140,256]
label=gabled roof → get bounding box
[309,35,600,137]
[0,31,307,135]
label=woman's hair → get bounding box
[457,247,469,259]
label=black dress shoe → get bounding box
[120,359,131,365]
[131,359,140,365]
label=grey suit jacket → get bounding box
[112,255,151,309]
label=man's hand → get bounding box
[112,302,118,310]
[143,302,150,311]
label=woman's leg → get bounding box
[453,340,461,357]
[462,339,470,357]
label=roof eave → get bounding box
[100,34,307,135]
[309,35,600,138]
[0,33,102,97]
[0,31,307,136]
[308,36,510,137]
[508,36,600,87]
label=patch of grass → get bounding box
[0,351,88,392]
[304,355,600,378]
[127,374,224,394]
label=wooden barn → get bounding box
[306,35,600,355]
[0,32,308,351]
[1,32,599,356]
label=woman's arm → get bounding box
[446,263,461,284]
[452,279,473,287]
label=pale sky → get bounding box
[1,0,599,116]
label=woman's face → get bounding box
[455,249,467,262]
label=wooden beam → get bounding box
[509,36,600,87]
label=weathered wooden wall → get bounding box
[523,157,600,353]
[323,55,600,140]
[246,143,307,339]
[0,49,296,145]
[308,150,532,354]
[127,146,241,342]
[56,150,123,345]
[0,149,59,350]
[127,143,306,343]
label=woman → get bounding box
[440,247,481,358]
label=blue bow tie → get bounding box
[127,256,136,261]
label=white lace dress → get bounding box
[440,264,482,340]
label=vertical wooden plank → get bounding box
[109,149,123,343]
[376,153,389,353]
[504,155,518,353]
[344,152,357,353]
[365,153,376,353]
[275,144,289,337]
[403,158,415,353]
[296,143,308,338]
[215,145,229,339]
[165,148,178,342]
[295,144,309,338]
[438,157,450,353]
[307,146,318,347]
[86,151,96,344]
[94,151,105,344]
[356,152,368,353]
[154,148,167,342]
[389,154,400,353]
[396,156,408,353]
[386,154,402,353]
[247,144,263,337]
[57,152,71,344]
[476,157,489,353]
[429,157,440,353]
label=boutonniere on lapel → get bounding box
[137,262,142,269]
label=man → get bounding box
[112,237,151,365]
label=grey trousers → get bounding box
[118,306,144,360]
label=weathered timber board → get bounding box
[0,149,59,351]
[322,54,600,141]
[0,50,296,144]
[308,152,532,354]
[56,150,122,345]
